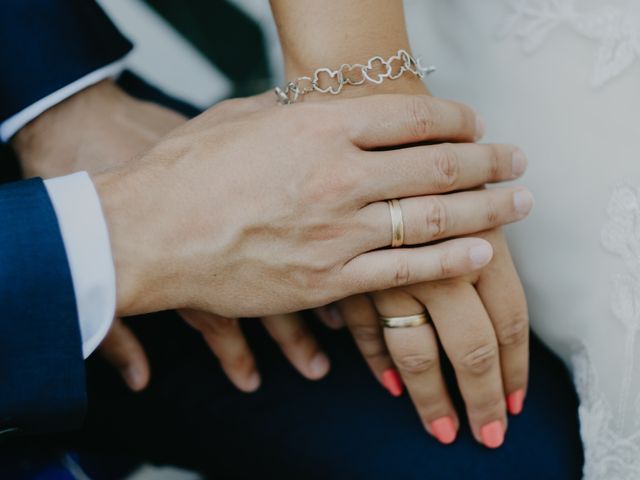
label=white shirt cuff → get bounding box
[44,172,116,358]
[0,59,127,142]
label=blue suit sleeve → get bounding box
[0,178,86,434]
[0,0,133,122]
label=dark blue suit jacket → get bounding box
[0,1,131,434]
[0,0,132,122]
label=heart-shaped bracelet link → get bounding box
[275,49,435,105]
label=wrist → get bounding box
[92,166,172,317]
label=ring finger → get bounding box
[355,186,533,252]
[372,289,459,445]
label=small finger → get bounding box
[476,232,529,416]
[262,313,330,380]
[340,238,494,296]
[179,309,260,392]
[99,318,150,392]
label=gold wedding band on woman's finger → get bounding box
[379,312,429,328]
[388,199,404,247]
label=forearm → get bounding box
[270,0,428,97]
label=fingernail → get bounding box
[513,189,534,217]
[123,366,144,391]
[507,389,525,415]
[511,150,528,178]
[309,353,330,378]
[381,368,404,397]
[480,420,505,449]
[244,372,261,392]
[430,417,457,445]
[475,113,486,141]
[469,243,493,267]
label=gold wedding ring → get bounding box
[388,199,404,247]
[379,312,429,328]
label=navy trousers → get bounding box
[76,310,584,480]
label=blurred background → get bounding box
[97,0,283,108]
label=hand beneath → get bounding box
[337,226,529,448]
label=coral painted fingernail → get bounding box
[381,369,404,397]
[430,417,457,445]
[480,421,505,449]
[507,389,525,415]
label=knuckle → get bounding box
[350,324,381,343]
[363,343,389,363]
[479,144,502,181]
[496,314,529,347]
[281,326,310,348]
[393,255,413,286]
[485,195,499,225]
[424,196,449,239]
[395,353,438,375]
[407,97,437,138]
[431,144,460,190]
[460,343,499,376]
[438,250,455,278]
[487,145,502,179]
[210,316,238,333]
[468,395,505,416]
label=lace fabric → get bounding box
[568,184,640,480]
[500,0,640,86]
[498,3,640,477]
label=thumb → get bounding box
[99,318,151,391]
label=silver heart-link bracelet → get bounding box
[274,50,435,105]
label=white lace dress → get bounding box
[404,0,640,478]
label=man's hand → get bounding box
[94,92,523,318]
[12,81,330,393]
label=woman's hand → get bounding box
[336,227,529,448]
[268,13,532,445]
